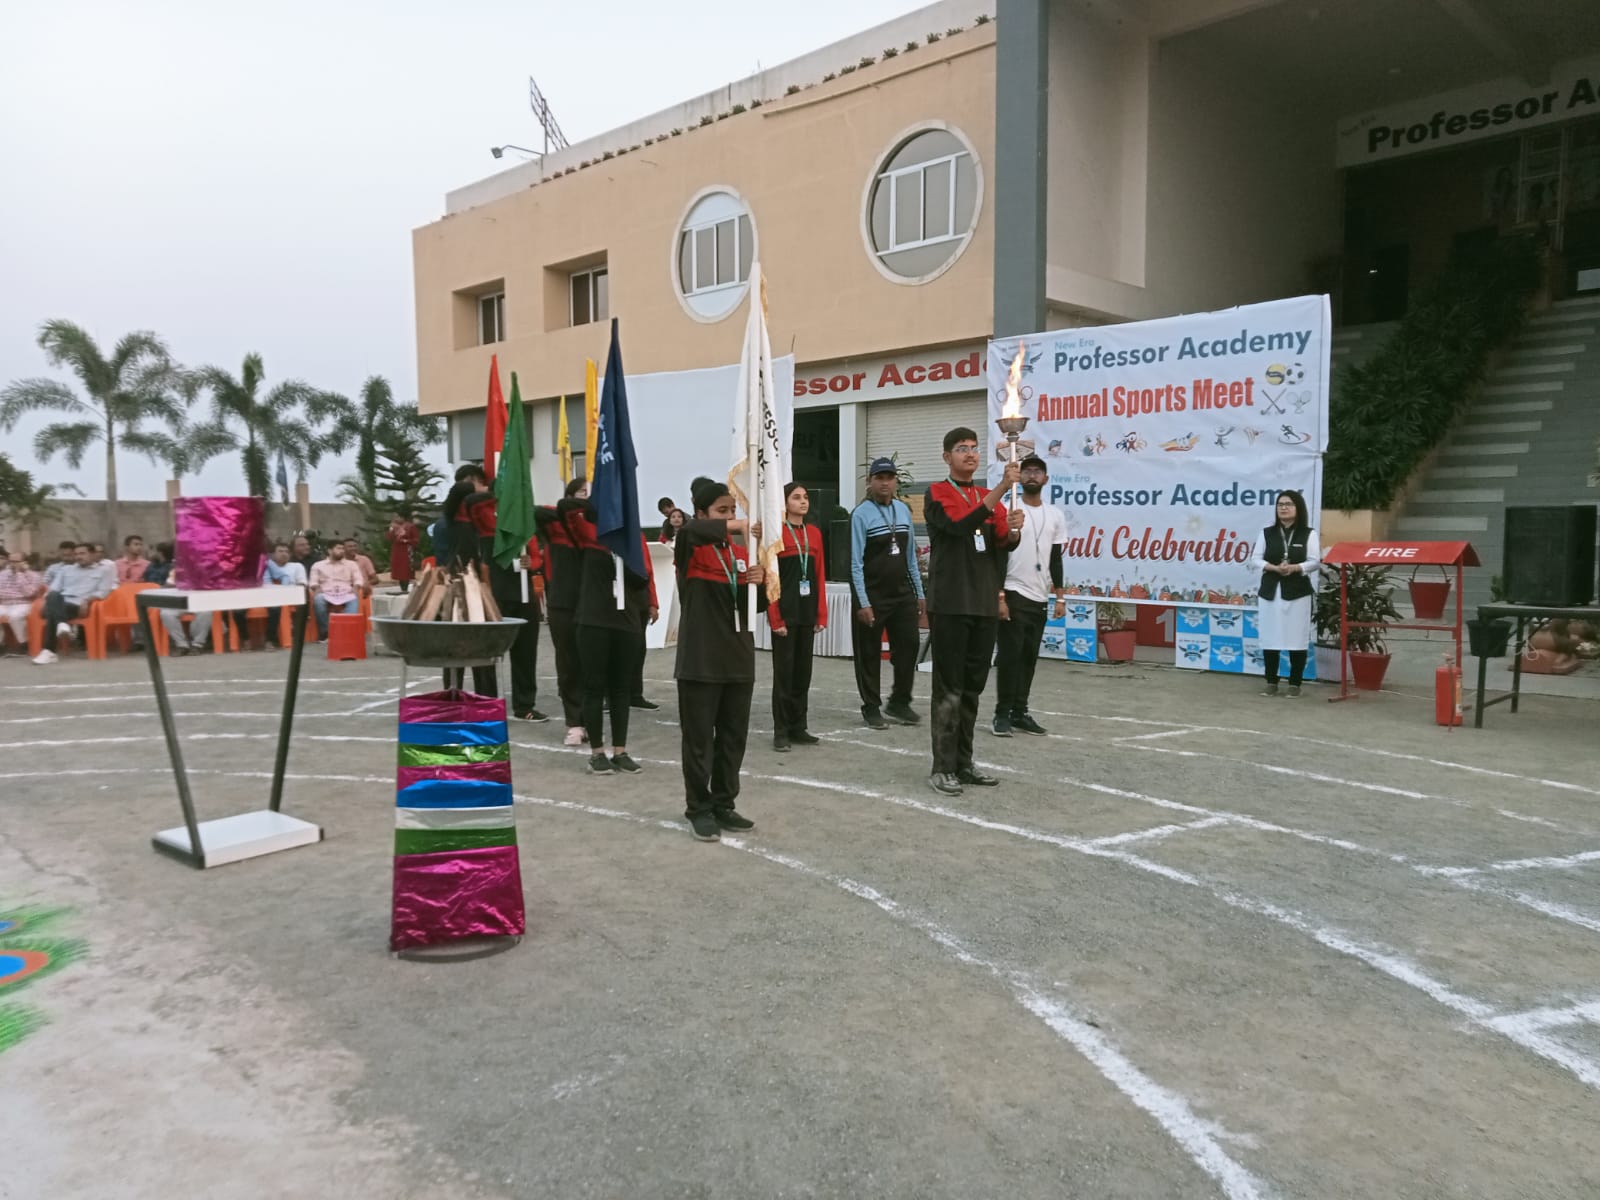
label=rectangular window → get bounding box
[478,292,505,344]
[881,152,970,253]
[680,215,750,296]
[569,267,608,327]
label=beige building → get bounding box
[414,0,1600,519]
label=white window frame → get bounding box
[680,215,747,297]
[877,150,969,254]
[478,292,505,344]
[569,267,607,327]
[859,122,985,288]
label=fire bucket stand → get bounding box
[139,585,322,868]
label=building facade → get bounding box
[414,0,1600,518]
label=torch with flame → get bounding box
[996,342,1030,507]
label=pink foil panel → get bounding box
[390,846,526,950]
[174,497,267,590]
[396,761,513,789]
[398,690,507,725]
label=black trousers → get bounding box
[851,598,919,713]
[490,567,540,714]
[677,679,753,816]
[994,592,1047,718]
[41,594,81,630]
[1263,649,1307,686]
[579,624,633,748]
[630,606,650,701]
[442,665,497,695]
[771,624,815,735]
[929,613,997,775]
[547,607,583,727]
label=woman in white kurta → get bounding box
[1250,490,1320,697]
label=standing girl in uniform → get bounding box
[767,482,828,752]
[1251,489,1320,698]
[674,477,764,842]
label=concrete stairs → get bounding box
[1388,294,1600,616]
[1328,321,1397,375]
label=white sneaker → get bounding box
[55,622,72,638]
[32,649,58,665]
[563,727,585,747]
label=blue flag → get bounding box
[274,453,290,505]
[593,318,645,580]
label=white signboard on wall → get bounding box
[986,295,1330,608]
[1336,54,1600,166]
[792,344,984,408]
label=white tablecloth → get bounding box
[752,582,854,658]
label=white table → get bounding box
[137,586,323,868]
[751,582,855,657]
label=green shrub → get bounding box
[1323,236,1539,511]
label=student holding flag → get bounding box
[766,482,827,752]
[488,370,546,722]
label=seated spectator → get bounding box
[263,540,308,587]
[158,565,212,655]
[342,538,378,593]
[290,533,317,574]
[142,543,174,586]
[42,541,76,591]
[33,543,114,664]
[116,535,150,584]
[1,552,45,655]
[309,541,364,638]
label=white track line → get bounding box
[1083,818,1232,848]
[1417,849,1600,877]
[0,675,397,691]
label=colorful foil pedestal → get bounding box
[392,690,525,951]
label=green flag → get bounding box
[491,371,537,570]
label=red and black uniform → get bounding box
[571,503,655,749]
[923,478,1015,776]
[537,502,585,727]
[488,531,542,716]
[674,519,756,818]
[767,520,828,739]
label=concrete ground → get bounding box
[2,642,1599,1200]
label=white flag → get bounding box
[728,261,788,605]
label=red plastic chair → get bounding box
[326,612,367,661]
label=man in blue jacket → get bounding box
[849,457,925,730]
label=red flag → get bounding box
[483,354,507,481]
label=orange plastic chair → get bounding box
[360,591,373,632]
[28,593,106,659]
[326,612,367,661]
[98,582,159,655]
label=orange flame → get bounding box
[1001,341,1025,418]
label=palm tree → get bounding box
[197,353,348,499]
[330,375,443,493]
[0,320,183,547]
[122,416,239,487]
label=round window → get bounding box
[673,189,756,321]
[864,125,982,284]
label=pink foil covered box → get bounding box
[174,497,268,590]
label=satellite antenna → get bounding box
[528,76,569,157]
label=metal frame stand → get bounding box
[1471,601,1600,726]
[139,587,323,868]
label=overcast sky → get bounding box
[1,0,922,502]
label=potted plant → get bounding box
[1314,565,1400,690]
[1098,602,1136,663]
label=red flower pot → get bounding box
[1349,651,1391,691]
[1407,578,1451,622]
[1101,629,1137,663]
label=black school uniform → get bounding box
[537,502,584,728]
[674,519,756,818]
[767,521,829,739]
[924,478,1015,776]
[572,504,652,749]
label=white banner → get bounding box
[986,295,1330,607]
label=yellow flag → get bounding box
[557,391,573,484]
[583,357,599,484]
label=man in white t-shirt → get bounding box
[992,455,1068,738]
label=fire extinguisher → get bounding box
[1435,651,1463,727]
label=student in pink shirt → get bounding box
[309,542,365,638]
[115,535,150,584]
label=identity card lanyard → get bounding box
[787,522,812,597]
[947,478,987,553]
[612,552,625,610]
[714,543,741,631]
[874,502,901,556]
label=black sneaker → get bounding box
[956,767,1000,788]
[714,809,755,831]
[991,714,1013,737]
[688,813,721,842]
[1285,684,1302,699]
[610,753,642,773]
[773,733,791,753]
[862,707,888,730]
[1261,682,1280,698]
[630,697,660,711]
[1012,714,1047,736]
[789,730,819,745]
[928,772,963,796]
[515,708,550,723]
[587,753,614,775]
[884,701,921,725]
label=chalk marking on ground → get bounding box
[9,688,401,707]
[1131,746,1442,802]
[1486,1000,1600,1034]
[1083,818,1232,848]
[1112,728,1205,743]
[1416,849,1600,877]
[0,674,398,692]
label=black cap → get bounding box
[867,456,898,477]
[1019,454,1048,471]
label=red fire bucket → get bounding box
[1407,567,1452,622]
